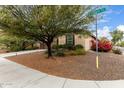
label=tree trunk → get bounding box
[22,42,26,50]
[39,42,43,49]
[31,43,34,48]
[47,43,52,58]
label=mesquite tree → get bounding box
[0,5,95,57]
[110,30,124,45]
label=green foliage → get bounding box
[56,44,84,51]
[52,44,74,50]
[9,46,22,51]
[0,5,95,57]
[66,49,86,56]
[53,48,86,57]
[65,44,75,50]
[74,44,84,50]
[45,49,65,57]
[0,35,37,52]
[112,48,122,55]
[48,44,86,56]
[54,49,65,57]
[110,30,124,45]
[52,44,58,49]
[116,41,124,47]
[52,44,66,49]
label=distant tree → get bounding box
[0,5,95,57]
[110,30,124,45]
[100,37,109,41]
[0,35,36,51]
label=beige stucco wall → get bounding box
[84,37,93,51]
[58,35,66,45]
[74,35,92,51]
[74,35,85,47]
[58,34,93,51]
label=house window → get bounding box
[66,33,74,45]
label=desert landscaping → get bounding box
[7,51,124,80]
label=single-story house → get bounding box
[0,29,96,51]
[52,33,96,51]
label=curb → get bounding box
[0,49,47,58]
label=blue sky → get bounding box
[95,5,124,39]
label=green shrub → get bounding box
[67,49,86,56]
[112,48,122,55]
[52,44,66,49]
[75,49,86,55]
[65,44,74,50]
[52,44,74,50]
[52,44,86,56]
[117,41,124,47]
[52,44,58,49]
[58,44,66,49]
[54,49,65,57]
[9,46,23,51]
[74,44,84,50]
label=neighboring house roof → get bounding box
[89,34,99,41]
[90,35,96,40]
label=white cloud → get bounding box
[97,26,111,40]
[116,25,124,40]
[93,25,124,40]
[117,25,124,32]
[98,19,109,23]
[106,9,122,15]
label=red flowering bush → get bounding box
[91,38,112,52]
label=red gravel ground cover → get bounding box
[7,51,124,80]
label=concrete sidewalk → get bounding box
[0,49,47,57]
[0,50,124,88]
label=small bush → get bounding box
[75,49,86,55]
[74,44,84,50]
[52,44,67,49]
[52,44,86,56]
[112,48,122,55]
[52,44,74,50]
[9,46,23,51]
[67,49,86,56]
[52,44,58,49]
[54,49,65,57]
[117,41,124,47]
[65,44,74,50]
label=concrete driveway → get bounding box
[0,57,124,88]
